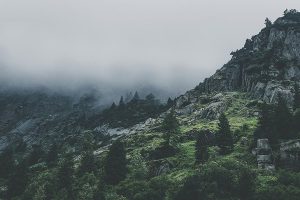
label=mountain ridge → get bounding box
[178,10,300,107]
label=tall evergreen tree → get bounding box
[7,160,28,199]
[110,102,117,110]
[274,94,293,140]
[161,109,179,146]
[145,93,155,102]
[0,148,15,179]
[27,144,44,166]
[130,91,140,103]
[93,181,106,200]
[195,130,209,164]
[46,143,58,167]
[58,154,74,195]
[254,103,275,144]
[167,97,174,107]
[118,96,125,109]
[124,91,133,103]
[78,150,96,175]
[104,140,127,185]
[216,113,233,155]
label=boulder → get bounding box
[279,139,300,170]
[255,139,275,170]
[196,101,228,120]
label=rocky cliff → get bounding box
[194,11,300,105]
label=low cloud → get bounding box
[0,0,298,97]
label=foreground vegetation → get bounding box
[0,90,300,200]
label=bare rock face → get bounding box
[255,139,275,170]
[175,90,199,109]
[279,139,300,170]
[196,101,228,120]
[195,13,300,107]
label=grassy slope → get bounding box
[19,92,289,199]
[117,92,261,195]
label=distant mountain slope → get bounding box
[0,89,103,150]
[0,88,169,150]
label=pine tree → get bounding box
[104,140,127,185]
[0,148,15,179]
[110,102,117,110]
[131,91,140,103]
[27,144,44,166]
[195,130,209,164]
[124,91,133,103]
[254,103,275,144]
[93,181,106,200]
[216,113,233,155]
[274,94,293,140]
[7,160,28,199]
[145,93,155,102]
[46,143,58,167]
[294,83,300,110]
[118,96,125,109]
[58,154,74,192]
[78,150,96,175]
[162,109,179,146]
[167,97,174,107]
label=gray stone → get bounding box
[255,139,275,170]
[279,139,300,170]
[195,101,227,120]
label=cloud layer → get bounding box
[0,0,299,95]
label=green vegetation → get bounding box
[161,109,180,146]
[195,130,210,164]
[254,94,300,147]
[99,92,171,128]
[104,140,127,185]
[216,113,234,155]
[0,92,300,199]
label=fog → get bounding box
[0,0,299,98]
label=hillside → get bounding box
[0,9,300,200]
[0,89,169,151]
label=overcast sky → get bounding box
[0,0,299,95]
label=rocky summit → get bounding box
[0,10,300,200]
[193,11,300,105]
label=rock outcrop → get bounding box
[255,139,275,170]
[279,139,300,170]
[194,12,300,106]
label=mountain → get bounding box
[0,88,105,150]
[0,10,300,200]
[186,11,300,106]
[0,87,170,151]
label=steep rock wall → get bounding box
[195,13,300,105]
